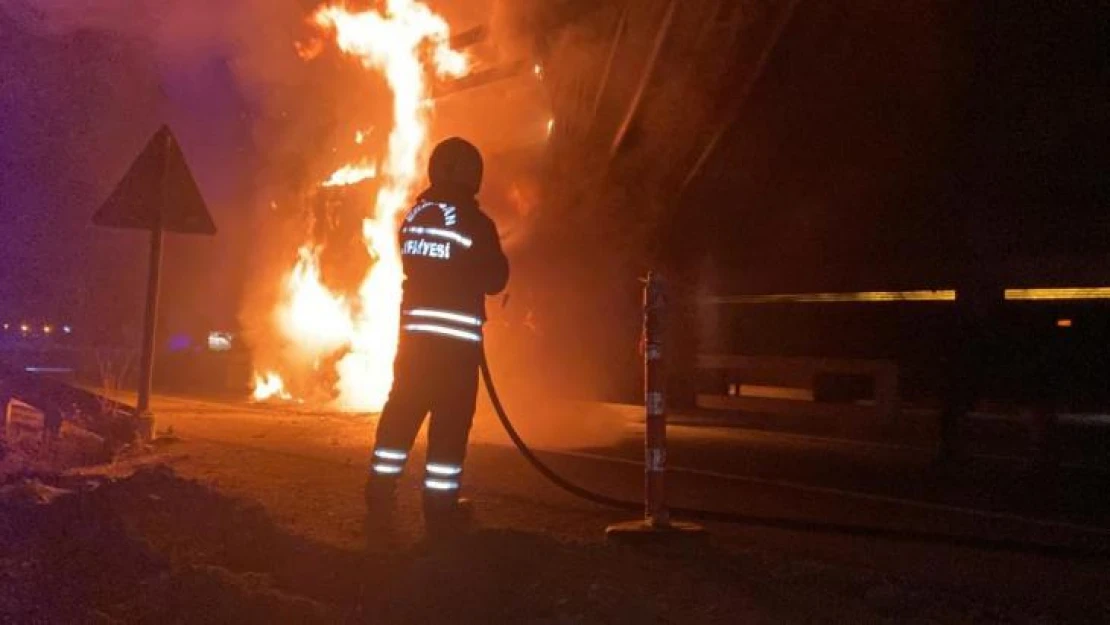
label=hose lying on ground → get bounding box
[478,350,1108,560]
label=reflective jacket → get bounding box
[398,186,509,342]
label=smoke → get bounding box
[468,314,632,449]
[1,0,305,73]
[0,0,326,340]
[0,0,314,156]
[470,394,631,450]
[1,0,643,431]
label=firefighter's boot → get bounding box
[364,476,400,552]
[423,491,473,542]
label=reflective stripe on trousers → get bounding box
[424,462,463,491]
[371,447,408,476]
[371,450,463,491]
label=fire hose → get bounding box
[480,351,1110,558]
[478,276,1109,558]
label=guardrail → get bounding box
[695,353,900,420]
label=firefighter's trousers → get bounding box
[366,332,480,525]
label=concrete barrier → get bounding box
[3,398,46,443]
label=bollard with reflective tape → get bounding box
[606,271,705,544]
[643,271,669,526]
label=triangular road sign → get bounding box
[93,125,217,235]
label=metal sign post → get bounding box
[93,125,217,440]
[134,217,164,436]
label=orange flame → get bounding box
[278,245,354,352]
[252,372,292,402]
[252,0,468,411]
[322,161,378,187]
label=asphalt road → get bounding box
[59,392,1099,622]
[145,394,1110,553]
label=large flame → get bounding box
[322,161,377,187]
[253,0,468,410]
[279,245,354,351]
[253,372,292,402]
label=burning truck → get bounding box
[248,0,550,412]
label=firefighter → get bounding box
[365,137,509,539]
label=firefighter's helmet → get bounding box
[429,137,483,195]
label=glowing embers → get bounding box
[252,372,292,402]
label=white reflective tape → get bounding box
[405,308,482,327]
[403,323,481,342]
[646,391,665,416]
[372,463,403,475]
[375,449,408,461]
[426,463,463,476]
[646,343,662,361]
[402,226,472,248]
[406,202,458,227]
[647,448,666,472]
[424,478,460,491]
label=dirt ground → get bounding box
[2,425,1110,624]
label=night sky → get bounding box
[682,1,1109,292]
[0,2,280,338]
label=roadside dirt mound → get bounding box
[1,445,1099,624]
[0,466,338,623]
